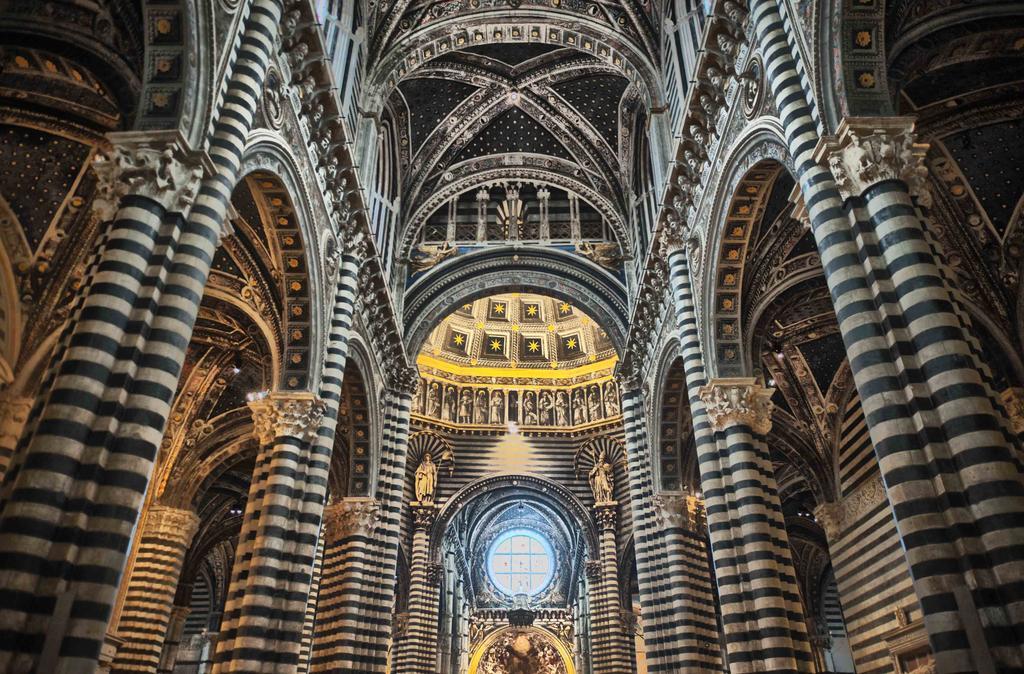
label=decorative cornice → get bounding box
[813,116,931,207]
[92,130,209,221]
[698,377,774,435]
[247,391,327,445]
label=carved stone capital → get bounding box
[699,377,774,434]
[324,497,380,539]
[425,562,444,586]
[145,505,200,548]
[788,181,811,230]
[652,492,705,533]
[412,501,438,529]
[593,502,618,530]
[812,475,887,540]
[814,117,931,207]
[93,131,208,221]
[999,387,1024,436]
[247,392,327,445]
[0,395,32,445]
[584,559,601,582]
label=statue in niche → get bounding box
[415,452,438,502]
[555,391,570,426]
[587,385,602,421]
[426,382,441,418]
[458,388,473,423]
[538,390,554,425]
[444,385,458,421]
[603,381,619,416]
[589,452,614,503]
[572,389,586,425]
[411,379,423,414]
[507,391,519,423]
[490,390,505,424]
[522,391,538,425]
[475,389,489,424]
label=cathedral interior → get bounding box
[0,0,1022,673]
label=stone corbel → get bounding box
[247,391,327,445]
[698,377,774,435]
[813,117,931,207]
[92,130,210,221]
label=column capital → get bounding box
[812,475,887,541]
[813,116,930,207]
[323,497,380,539]
[411,501,438,529]
[593,502,618,530]
[145,505,201,547]
[585,559,601,582]
[652,492,705,533]
[425,562,444,586]
[0,394,32,438]
[699,377,774,434]
[93,130,209,221]
[999,387,1024,436]
[247,391,326,445]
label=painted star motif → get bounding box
[527,340,541,352]
[525,305,539,317]
[565,337,577,350]
[559,302,571,314]
[452,333,465,346]
[490,339,503,352]
[493,303,505,314]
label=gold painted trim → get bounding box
[416,353,617,379]
[467,625,576,674]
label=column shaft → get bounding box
[156,605,191,674]
[620,385,723,672]
[392,505,440,674]
[110,506,200,674]
[752,0,1024,668]
[589,506,633,674]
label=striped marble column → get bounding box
[212,392,327,673]
[309,497,381,672]
[619,380,723,672]
[296,529,325,674]
[0,2,285,668]
[698,378,813,673]
[392,502,441,674]
[109,506,200,674]
[589,504,633,674]
[156,605,191,674]
[751,1,1024,669]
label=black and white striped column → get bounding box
[392,503,441,674]
[0,0,284,668]
[110,506,201,674]
[619,379,723,672]
[589,504,633,674]
[752,0,1024,669]
[309,497,381,672]
[698,378,814,673]
[156,605,192,674]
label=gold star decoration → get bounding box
[462,303,473,311]
[527,340,541,353]
[452,333,465,346]
[565,337,577,350]
[490,339,503,352]
[525,304,539,317]
[493,303,505,314]
[559,302,571,314]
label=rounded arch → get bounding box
[368,16,660,110]
[237,134,326,390]
[329,336,383,498]
[700,123,793,378]
[429,472,600,564]
[402,246,629,356]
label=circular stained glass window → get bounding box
[486,528,554,596]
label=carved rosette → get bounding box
[324,497,380,540]
[247,392,327,446]
[412,502,438,530]
[593,502,618,531]
[812,475,888,541]
[92,131,206,221]
[698,378,774,435]
[815,117,931,207]
[145,505,201,548]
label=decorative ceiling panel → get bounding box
[551,74,629,146]
[398,76,480,151]
[451,107,574,164]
